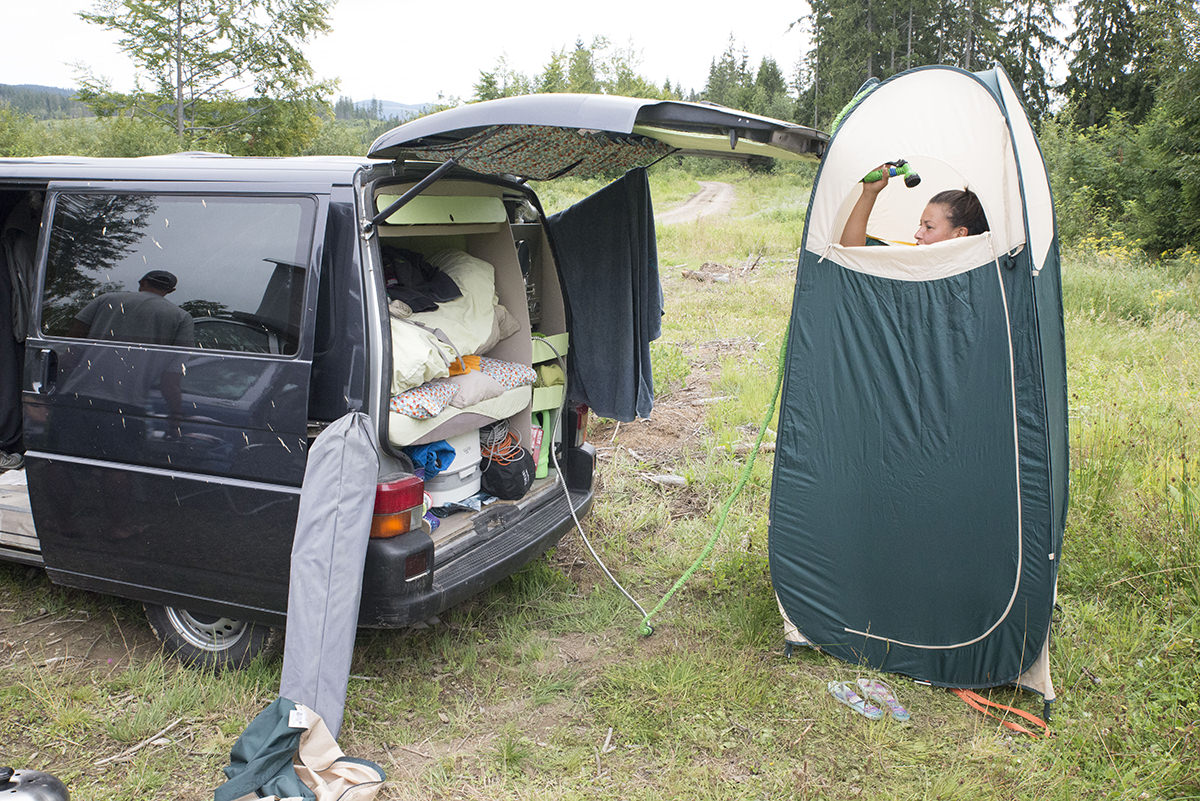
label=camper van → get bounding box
[0,95,826,667]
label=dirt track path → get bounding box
[656,181,735,225]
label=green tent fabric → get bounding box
[215,697,386,801]
[768,65,1067,698]
[215,697,317,801]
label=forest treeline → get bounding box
[0,0,1197,255]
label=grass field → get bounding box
[1,167,1197,800]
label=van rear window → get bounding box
[42,193,316,355]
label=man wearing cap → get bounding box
[66,271,194,443]
[69,270,195,346]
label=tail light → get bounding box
[370,474,424,539]
[573,404,589,447]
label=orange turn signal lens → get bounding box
[370,508,422,539]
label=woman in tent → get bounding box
[839,165,989,246]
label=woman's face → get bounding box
[914,202,967,244]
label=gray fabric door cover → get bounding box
[280,412,379,737]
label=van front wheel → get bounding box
[144,603,279,669]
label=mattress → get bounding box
[388,385,531,447]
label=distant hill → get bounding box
[360,99,429,119]
[2,84,432,124]
[335,96,429,123]
[0,84,90,119]
[3,84,75,96]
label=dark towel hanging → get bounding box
[546,167,662,422]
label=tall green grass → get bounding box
[1,171,1197,799]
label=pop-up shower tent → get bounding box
[768,65,1068,699]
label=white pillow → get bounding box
[447,370,506,408]
[409,251,498,356]
[390,320,452,394]
[477,302,522,355]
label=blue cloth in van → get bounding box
[546,167,662,422]
[405,439,456,478]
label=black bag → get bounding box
[480,447,535,500]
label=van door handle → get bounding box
[32,348,58,394]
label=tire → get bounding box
[144,603,280,670]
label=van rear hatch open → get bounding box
[368,93,828,179]
[360,96,826,627]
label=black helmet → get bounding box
[0,767,70,800]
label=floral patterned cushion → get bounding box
[390,380,458,419]
[389,358,536,420]
[477,357,537,390]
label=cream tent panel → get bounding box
[807,70,1024,254]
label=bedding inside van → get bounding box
[389,249,524,394]
[386,248,533,447]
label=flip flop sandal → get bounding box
[856,678,911,721]
[827,681,884,720]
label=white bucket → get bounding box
[424,429,482,506]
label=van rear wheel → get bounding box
[144,603,279,669]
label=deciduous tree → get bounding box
[76,0,335,154]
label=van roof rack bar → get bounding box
[366,157,459,231]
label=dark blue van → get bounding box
[0,96,825,666]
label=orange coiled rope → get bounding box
[480,420,524,466]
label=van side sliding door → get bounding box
[24,182,329,621]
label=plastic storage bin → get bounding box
[425,429,482,506]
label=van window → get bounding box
[41,193,316,355]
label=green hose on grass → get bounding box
[638,324,790,636]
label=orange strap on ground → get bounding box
[950,688,1050,738]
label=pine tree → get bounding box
[1128,0,1200,250]
[473,70,504,102]
[471,58,532,102]
[538,50,569,94]
[703,37,754,108]
[748,57,792,118]
[567,39,602,94]
[794,0,1011,129]
[1061,0,1152,125]
[998,0,1065,122]
[600,45,663,98]
[796,0,891,127]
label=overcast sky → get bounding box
[1,1,811,105]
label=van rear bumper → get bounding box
[357,483,593,627]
